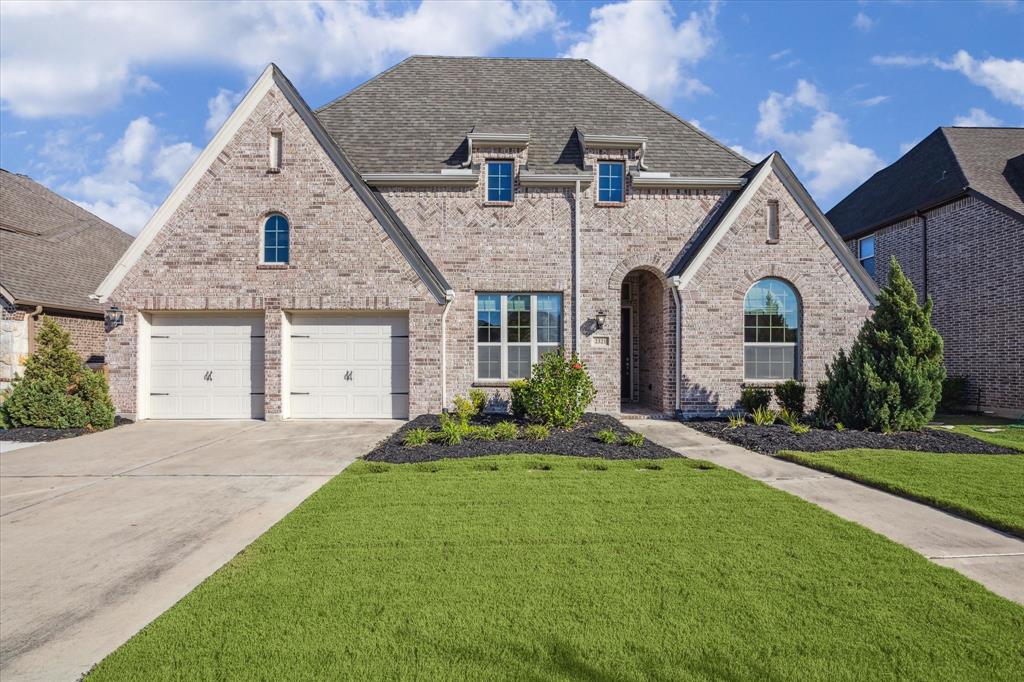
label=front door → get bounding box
[620,307,632,401]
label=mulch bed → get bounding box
[365,413,681,463]
[687,419,1018,455]
[0,417,133,443]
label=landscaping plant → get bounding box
[595,428,619,444]
[739,387,772,414]
[727,414,746,429]
[773,380,805,415]
[469,388,488,415]
[778,407,800,427]
[820,258,944,432]
[466,425,498,441]
[437,414,467,445]
[451,394,477,425]
[622,432,645,447]
[0,317,115,430]
[751,406,777,426]
[790,423,811,435]
[516,351,596,428]
[492,421,519,441]
[509,380,529,419]
[523,424,549,441]
[402,428,432,447]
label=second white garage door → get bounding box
[289,313,409,419]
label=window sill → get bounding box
[483,201,514,207]
[742,379,798,387]
[266,168,281,174]
[765,239,779,245]
[472,380,518,388]
[256,263,289,270]
[595,201,626,208]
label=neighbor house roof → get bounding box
[315,56,753,178]
[0,169,133,314]
[827,127,1024,240]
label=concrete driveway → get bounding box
[0,419,399,681]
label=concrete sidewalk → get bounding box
[631,420,1024,605]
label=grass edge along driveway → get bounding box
[87,455,1024,681]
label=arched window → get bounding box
[744,278,799,381]
[262,214,289,264]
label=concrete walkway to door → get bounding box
[630,420,1024,605]
[0,419,400,681]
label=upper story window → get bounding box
[766,200,780,242]
[597,162,625,203]
[744,278,799,381]
[262,214,289,264]
[858,235,876,277]
[486,160,513,203]
[476,293,562,380]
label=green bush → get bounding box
[451,395,477,425]
[739,387,772,414]
[773,380,805,415]
[523,424,549,441]
[468,389,487,415]
[492,421,518,441]
[790,422,811,435]
[751,406,777,426]
[820,258,944,432]
[940,376,968,411]
[509,380,529,419]
[466,425,497,441]
[402,428,432,447]
[437,414,467,445]
[595,428,618,444]
[622,432,645,447]
[0,317,115,430]
[515,351,596,428]
[727,414,746,429]
[777,407,800,427]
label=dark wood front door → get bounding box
[620,307,632,401]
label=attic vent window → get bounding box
[766,200,780,242]
[269,130,283,172]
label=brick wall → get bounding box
[846,196,1024,413]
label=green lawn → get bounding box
[777,449,1024,537]
[940,423,1024,452]
[88,456,1023,681]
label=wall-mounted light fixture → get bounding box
[595,310,607,330]
[104,306,124,331]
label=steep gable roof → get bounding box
[0,169,133,313]
[315,56,752,177]
[94,64,451,304]
[827,127,1024,239]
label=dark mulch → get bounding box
[0,417,133,443]
[687,419,1018,455]
[365,413,681,463]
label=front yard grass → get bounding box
[777,448,1024,537]
[940,423,1024,452]
[87,456,1023,681]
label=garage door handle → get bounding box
[290,334,310,338]
[290,392,310,395]
[150,392,170,396]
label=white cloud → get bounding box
[872,50,1024,108]
[0,0,558,118]
[563,0,717,103]
[754,80,884,199]
[858,95,890,106]
[153,142,199,185]
[74,195,157,235]
[205,88,243,136]
[953,107,1004,127]
[898,140,920,155]
[729,144,768,163]
[852,12,875,32]
[769,48,792,61]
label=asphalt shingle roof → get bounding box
[827,127,1024,239]
[315,56,753,177]
[0,169,133,313]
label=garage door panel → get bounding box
[293,342,319,362]
[151,342,179,363]
[351,341,380,362]
[320,341,349,361]
[180,342,210,363]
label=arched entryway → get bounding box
[620,267,673,413]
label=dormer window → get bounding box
[486,160,513,203]
[597,162,624,203]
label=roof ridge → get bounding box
[578,59,753,169]
[937,127,971,190]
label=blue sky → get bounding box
[1,0,1021,235]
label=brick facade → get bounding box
[846,196,1024,414]
[106,81,872,420]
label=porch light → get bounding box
[105,306,124,330]
[595,310,607,330]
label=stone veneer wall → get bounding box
[846,196,1023,413]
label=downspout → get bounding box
[440,289,456,411]
[669,277,682,414]
[573,179,582,353]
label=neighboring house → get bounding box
[828,127,1024,416]
[93,57,876,421]
[1,169,134,391]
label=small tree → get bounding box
[821,258,944,432]
[0,317,115,430]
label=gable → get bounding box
[94,64,450,305]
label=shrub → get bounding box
[622,432,645,447]
[451,394,477,425]
[516,351,596,428]
[466,425,497,441]
[820,258,944,432]
[437,413,467,445]
[751,406,777,426]
[509,380,529,419]
[403,427,433,447]
[727,414,746,429]
[778,407,800,427]
[469,388,488,415]
[492,420,518,441]
[595,428,618,444]
[773,380,805,415]
[0,317,115,430]
[523,424,549,441]
[834,422,846,432]
[790,422,811,435]
[940,376,968,411]
[739,387,772,414]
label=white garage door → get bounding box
[289,313,409,419]
[149,314,265,419]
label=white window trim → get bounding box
[596,161,626,204]
[742,279,800,382]
[475,293,562,381]
[260,213,289,265]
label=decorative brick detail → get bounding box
[845,195,1023,413]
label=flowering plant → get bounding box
[516,350,596,428]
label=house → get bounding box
[828,127,1024,416]
[1,169,133,391]
[93,57,876,421]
